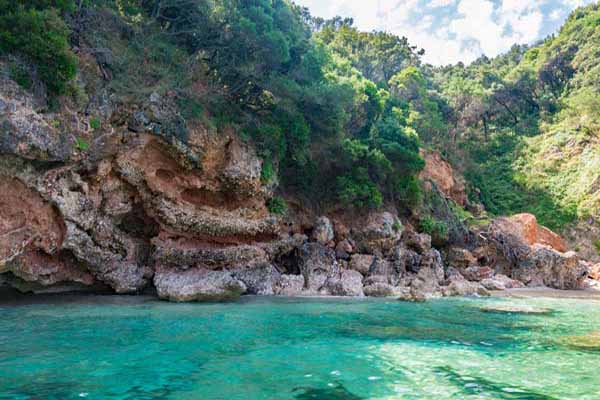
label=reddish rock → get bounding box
[419,150,467,206]
[501,213,567,252]
[462,266,494,282]
[447,247,478,270]
[590,264,600,281]
[0,177,65,263]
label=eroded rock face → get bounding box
[0,176,64,264]
[0,70,593,300]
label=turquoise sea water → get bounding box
[1,294,600,400]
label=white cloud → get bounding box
[427,0,455,8]
[292,0,596,65]
[549,9,562,21]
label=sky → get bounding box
[293,0,596,65]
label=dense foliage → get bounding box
[0,0,77,95]
[430,3,600,229]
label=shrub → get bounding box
[267,196,287,215]
[75,137,90,151]
[420,215,448,240]
[89,117,101,130]
[8,62,32,90]
[0,5,77,96]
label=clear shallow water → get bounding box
[1,295,600,400]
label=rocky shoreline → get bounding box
[1,71,597,303]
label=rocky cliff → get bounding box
[0,60,595,302]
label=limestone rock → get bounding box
[513,245,588,289]
[363,282,397,297]
[492,214,567,253]
[348,254,374,276]
[403,231,432,254]
[444,274,490,297]
[311,216,334,245]
[154,268,247,302]
[274,274,305,296]
[0,78,72,161]
[462,266,494,282]
[353,212,401,254]
[298,243,338,292]
[232,264,280,295]
[487,216,588,289]
[480,274,525,290]
[335,239,354,260]
[323,269,364,297]
[447,247,477,270]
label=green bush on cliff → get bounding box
[0,2,77,96]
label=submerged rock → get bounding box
[479,304,553,315]
[559,331,600,351]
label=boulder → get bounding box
[274,274,305,296]
[480,274,525,291]
[397,287,427,302]
[353,212,401,254]
[232,263,280,295]
[348,254,374,276]
[444,274,490,297]
[154,268,246,302]
[513,245,588,289]
[487,216,588,289]
[297,243,338,292]
[462,266,494,282]
[335,239,354,260]
[311,216,334,245]
[447,247,477,270]
[403,231,432,254]
[363,282,397,297]
[410,250,445,295]
[323,269,364,297]
[492,214,567,252]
